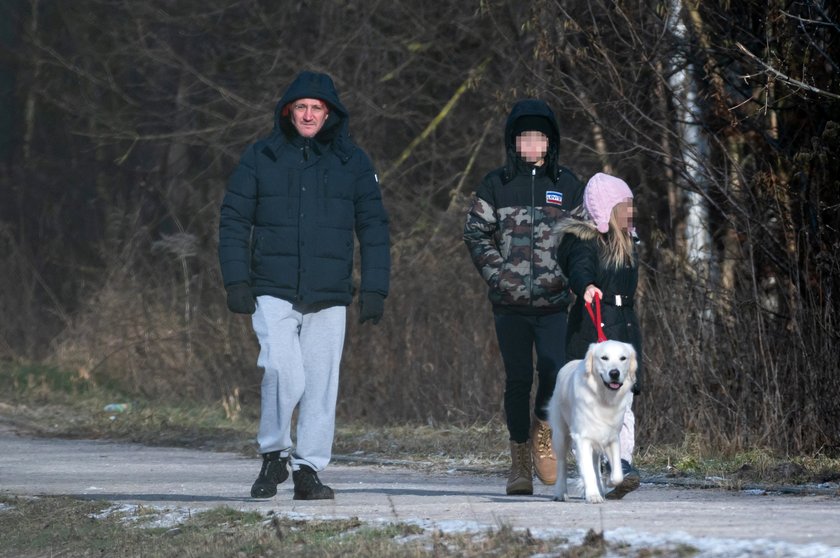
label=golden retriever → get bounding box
[547,340,637,503]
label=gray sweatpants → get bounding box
[252,296,346,472]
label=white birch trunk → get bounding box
[667,0,712,275]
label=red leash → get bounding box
[585,293,608,343]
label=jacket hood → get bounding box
[555,210,640,245]
[554,215,601,242]
[273,71,355,161]
[503,99,561,182]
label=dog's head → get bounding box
[584,340,637,394]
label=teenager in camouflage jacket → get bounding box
[463,99,584,495]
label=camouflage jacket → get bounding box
[463,99,584,313]
[464,162,584,313]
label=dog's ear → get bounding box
[627,346,638,383]
[585,343,597,377]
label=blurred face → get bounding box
[515,131,549,164]
[613,200,635,232]
[290,98,329,138]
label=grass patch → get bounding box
[0,495,605,558]
[0,359,259,453]
[638,437,840,488]
[334,420,510,467]
[4,362,97,397]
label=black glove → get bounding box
[358,292,385,325]
[226,283,256,314]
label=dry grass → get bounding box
[0,495,639,558]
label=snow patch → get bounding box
[608,527,840,558]
[90,503,194,529]
[85,504,840,557]
[261,509,840,558]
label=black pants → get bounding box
[493,311,567,443]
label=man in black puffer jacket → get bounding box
[219,71,390,501]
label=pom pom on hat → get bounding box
[584,173,634,233]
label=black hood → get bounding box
[503,99,561,182]
[273,71,355,161]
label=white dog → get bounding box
[547,340,637,503]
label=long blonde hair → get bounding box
[599,204,636,270]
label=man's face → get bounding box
[515,131,549,164]
[290,98,329,138]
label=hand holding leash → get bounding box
[583,284,602,303]
[584,292,608,343]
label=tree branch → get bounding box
[735,42,840,100]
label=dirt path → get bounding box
[1,425,838,557]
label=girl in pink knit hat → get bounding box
[555,172,643,499]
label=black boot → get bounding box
[250,451,289,498]
[293,464,335,500]
[606,459,641,500]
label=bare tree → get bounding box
[2,0,837,451]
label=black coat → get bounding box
[218,72,390,308]
[557,220,643,392]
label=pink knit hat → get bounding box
[583,173,634,233]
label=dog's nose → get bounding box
[609,369,620,380]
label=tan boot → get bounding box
[506,441,533,495]
[530,416,557,485]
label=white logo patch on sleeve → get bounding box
[546,191,563,206]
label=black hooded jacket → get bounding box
[218,72,390,308]
[556,218,643,393]
[463,99,584,314]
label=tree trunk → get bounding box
[22,0,40,165]
[668,0,711,278]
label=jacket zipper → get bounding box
[529,167,536,306]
